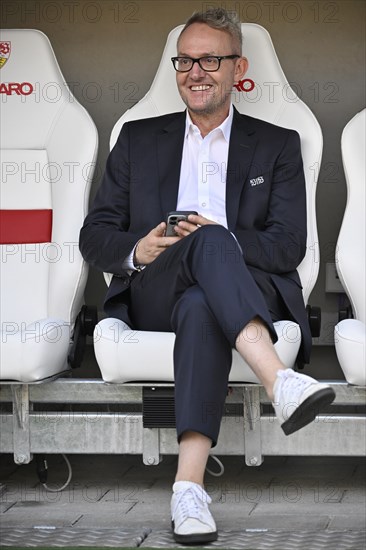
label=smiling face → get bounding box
[176,22,247,129]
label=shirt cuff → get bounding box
[122,242,146,273]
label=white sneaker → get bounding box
[273,369,335,436]
[171,481,218,544]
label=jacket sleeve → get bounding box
[234,130,307,275]
[79,123,145,275]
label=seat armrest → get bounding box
[306,305,321,337]
[68,305,98,368]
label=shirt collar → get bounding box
[184,103,234,142]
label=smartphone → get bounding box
[165,211,198,236]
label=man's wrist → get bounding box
[133,240,145,271]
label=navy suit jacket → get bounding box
[80,107,311,362]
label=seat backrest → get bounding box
[0,29,98,327]
[109,23,322,304]
[337,109,366,323]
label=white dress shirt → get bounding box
[124,104,234,271]
[177,104,233,227]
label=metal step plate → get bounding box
[0,528,365,549]
[143,529,366,549]
[0,527,150,547]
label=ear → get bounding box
[234,56,249,82]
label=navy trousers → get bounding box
[129,225,281,445]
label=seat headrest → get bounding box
[0,29,76,149]
[0,29,98,326]
[341,109,366,188]
[338,108,366,322]
[111,23,321,153]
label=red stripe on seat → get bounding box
[0,209,52,244]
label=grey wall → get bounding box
[2,0,365,348]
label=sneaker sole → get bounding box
[281,387,336,436]
[172,521,218,544]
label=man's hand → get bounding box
[173,213,218,237]
[134,222,181,265]
[134,215,219,265]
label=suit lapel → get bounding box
[226,109,258,230]
[157,112,186,218]
[155,109,258,228]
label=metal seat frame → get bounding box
[1,379,364,467]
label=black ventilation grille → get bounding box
[142,387,176,428]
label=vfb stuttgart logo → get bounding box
[0,41,11,69]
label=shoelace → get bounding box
[278,370,311,396]
[274,370,313,413]
[173,484,212,521]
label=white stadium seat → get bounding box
[94,23,323,384]
[0,29,98,381]
[334,109,366,386]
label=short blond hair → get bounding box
[179,8,242,55]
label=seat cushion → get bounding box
[94,319,301,384]
[0,318,70,382]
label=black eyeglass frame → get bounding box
[171,55,240,72]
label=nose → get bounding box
[189,59,206,78]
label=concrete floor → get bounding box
[0,452,365,548]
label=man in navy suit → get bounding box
[80,8,335,544]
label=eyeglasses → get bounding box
[171,55,240,72]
